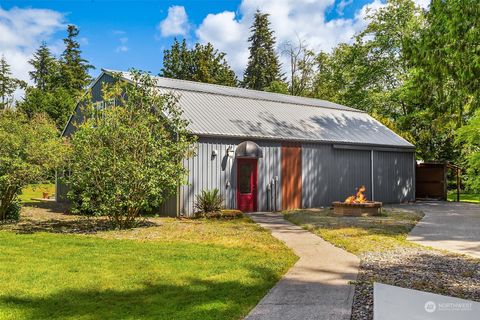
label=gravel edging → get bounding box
[351,247,480,320]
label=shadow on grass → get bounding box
[12,217,158,235]
[284,208,423,238]
[4,201,159,235]
[21,201,70,214]
[0,269,279,320]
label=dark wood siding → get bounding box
[281,144,302,209]
[415,162,446,200]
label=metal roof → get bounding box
[102,69,414,148]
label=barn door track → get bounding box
[245,212,359,320]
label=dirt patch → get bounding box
[1,204,157,234]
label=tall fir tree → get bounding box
[60,25,94,94]
[161,38,237,86]
[0,55,25,110]
[19,25,92,130]
[28,41,58,91]
[242,10,283,90]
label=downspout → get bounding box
[371,149,375,201]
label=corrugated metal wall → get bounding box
[373,151,415,203]
[302,144,373,207]
[178,137,282,216]
[177,140,415,215]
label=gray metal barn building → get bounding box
[58,69,415,216]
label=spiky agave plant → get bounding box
[194,188,224,216]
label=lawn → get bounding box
[447,191,480,203]
[283,208,480,320]
[283,208,424,255]
[0,205,297,320]
[18,184,55,203]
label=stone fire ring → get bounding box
[332,201,383,216]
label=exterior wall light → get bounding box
[226,146,235,158]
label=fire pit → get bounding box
[332,185,382,216]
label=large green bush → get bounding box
[456,110,480,192]
[68,70,195,228]
[0,111,67,221]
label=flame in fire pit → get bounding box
[345,185,367,204]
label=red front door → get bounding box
[237,159,257,212]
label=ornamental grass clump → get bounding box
[194,189,224,217]
[67,70,195,229]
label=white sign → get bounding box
[374,282,479,320]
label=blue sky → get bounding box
[0,0,429,91]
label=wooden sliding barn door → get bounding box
[281,144,302,210]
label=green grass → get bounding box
[18,184,55,203]
[447,191,480,203]
[283,208,424,255]
[0,214,297,320]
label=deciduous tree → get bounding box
[281,37,315,96]
[161,39,237,86]
[0,111,68,220]
[456,110,480,192]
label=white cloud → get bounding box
[79,37,89,45]
[196,11,249,75]
[336,0,353,16]
[115,36,129,53]
[0,6,65,99]
[195,0,385,77]
[157,6,189,37]
[413,0,430,9]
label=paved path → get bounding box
[391,201,480,259]
[245,212,359,320]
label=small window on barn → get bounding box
[93,101,105,111]
[92,101,105,119]
[105,98,116,108]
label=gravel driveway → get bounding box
[391,201,480,259]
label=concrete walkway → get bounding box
[391,201,480,259]
[245,212,359,320]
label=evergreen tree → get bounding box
[19,86,75,129]
[161,39,237,86]
[20,25,93,130]
[0,55,26,110]
[60,25,94,93]
[28,42,58,91]
[161,39,191,81]
[242,10,283,90]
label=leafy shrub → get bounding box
[201,210,244,219]
[5,199,21,221]
[456,110,480,193]
[220,209,244,219]
[0,111,67,221]
[68,70,195,229]
[195,189,224,216]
